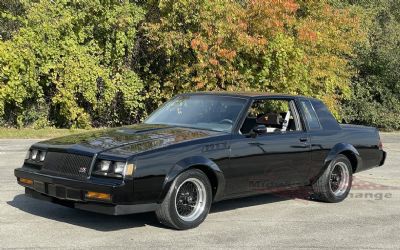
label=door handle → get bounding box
[299,137,308,142]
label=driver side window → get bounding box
[240,99,301,134]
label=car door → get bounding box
[223,98,311,196]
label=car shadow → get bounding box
[7,194,161,231]
[211,187,313,213]
[8,187,313,231]
[211,193,289,213]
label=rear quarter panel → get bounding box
[340,124,382,170]
[308,125,382,180]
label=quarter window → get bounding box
[300,100,321,130]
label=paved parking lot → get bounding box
[0,134,399,249]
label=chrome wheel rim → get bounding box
[175,178,206,222]
[329,162,350,196]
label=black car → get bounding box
[15,92,386,229]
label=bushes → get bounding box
[342,0,400,130]
[0,0,145,128]
[1,0,396,129]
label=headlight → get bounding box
[93,160,133,178]
[31,149,39,160]
[114,162,126,174]
[39,151,46,162]
[25,149,47,162]
[100,160,111,171]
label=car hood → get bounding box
[34,124,221,157]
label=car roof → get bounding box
[184,91,306,99]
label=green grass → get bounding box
[0,128,94,139]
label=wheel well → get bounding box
[341,150,358,173]
[190,165,218,199]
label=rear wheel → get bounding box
[312,154,353,203]
[155,169,212,230]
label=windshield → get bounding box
[145,95,247,132]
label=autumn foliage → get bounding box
[141,0,362,117]
[1,0,365,127]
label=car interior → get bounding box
[240,99,300,134]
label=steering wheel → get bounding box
[219,119,233,124]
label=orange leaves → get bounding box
[190,39,199,49]
[297,27,318,42]
[249,0,299,14]
[196,81,205,89]
[190,38,208,52]
[238,20,248,30]
[282,0,300,12]
[143,0,362,116]
[208,58,219,65]
[217,49,236,61]
[246,0,299,36]
[191,36,237,68]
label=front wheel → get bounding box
[312,154,353,203]
[155,169,212,230]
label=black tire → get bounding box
[155,169,212,230]
[312,154,353,203]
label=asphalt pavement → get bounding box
[0,134,399,249]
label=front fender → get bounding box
[312,143,361,183]
[158,156,225,203]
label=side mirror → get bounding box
[252,125,267,135]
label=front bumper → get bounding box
[15,168,158,215]
[25,188,158,215]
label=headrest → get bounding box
[256,113,280,126]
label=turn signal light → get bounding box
[125,163,136,176]
[85,191,111,201]
[19,178,33,186]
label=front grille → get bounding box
[41,152,93,180]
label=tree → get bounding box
[1,0,371,128]
[139,0,362,117]
[342,0,400,129]
[0,0,145,128]
[0,0,25,41]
